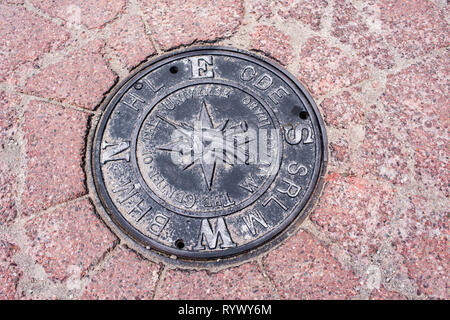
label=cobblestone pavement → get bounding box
[0,0,448,300]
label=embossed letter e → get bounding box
[189,56,214,78]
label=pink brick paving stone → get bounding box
[297,37,369,96]
[0,4,69,81]
[378,0,449,59]
[328,138,351,172]
[0,91,20,147]
[23,40,117,111]
[0,239,22,299]
[397,236,448,299]
[107,15,156,70]
[370,286,407,300]
[264,229,360,299]
[138,0,244,50]
[81,246,160,300]
[0,162,17,226]
[310,173,395,260]
[22,100,88,215]
[249,25,294,65]
[380,54,449,195]
[320,91,363,129]
[24,198,117,282]
[331,0,394,70]
[358,110,410,185]
[29,0,126,30]
[249,0,328,31]
[277,0,329,31]
[393,195,448,299]
[0,91,20,226]
[248,0,277,21]
[319,91,365,173]
[157,263,275,299]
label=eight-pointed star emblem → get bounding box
[156,100,249,190]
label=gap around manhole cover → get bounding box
[86,46,327,268]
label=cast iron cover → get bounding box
[87,46,327,266]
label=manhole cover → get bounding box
[87,46,327,266]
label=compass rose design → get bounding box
[156,100,249,190]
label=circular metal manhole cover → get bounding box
[87,46,327,266]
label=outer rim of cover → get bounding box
[85,45,328,269]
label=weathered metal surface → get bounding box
[88,46,327,264]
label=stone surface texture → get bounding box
[138,0,244,50]
[106,15,156,70]
[0,91,20,226]
[24,198,116,282]
[81,246,160,300]
[0,4,69,82]
[22,101,88,215]
[249,25,294,65]
[264,229,360,299]
[0,0,448,300]
[23,40,117,111]
[0,238,22,299]
[29,0,127,30]
[157,263,276,300]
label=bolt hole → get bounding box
[170,66,178,74]
[175,239,185,249]
[299,111,309,120]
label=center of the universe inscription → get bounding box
[135,83,282,217]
